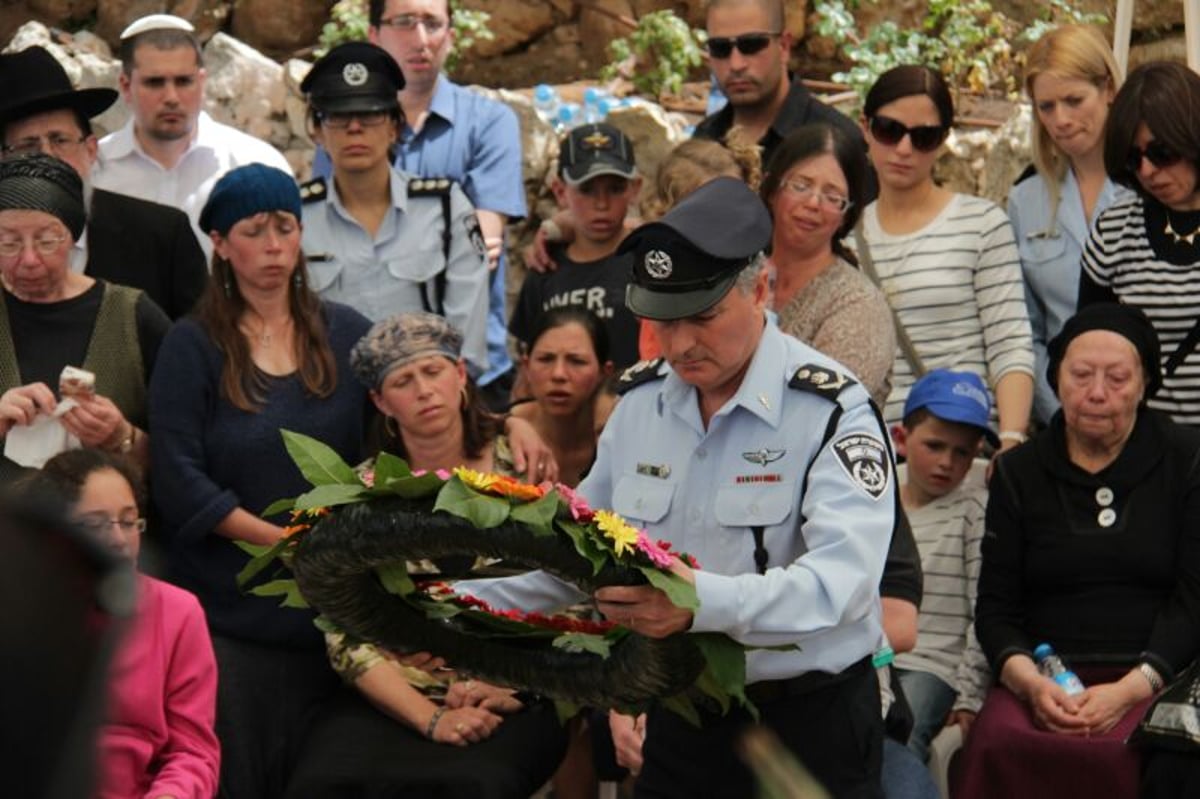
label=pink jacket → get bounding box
[97,575,219,799]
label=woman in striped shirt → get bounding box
[860,65,1034,449]
[1079,61,1200,427]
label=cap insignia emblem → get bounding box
[582,130,611,149]
[342,62,369,87]
[644,249,672,279]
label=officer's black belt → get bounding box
[743,654,873,705]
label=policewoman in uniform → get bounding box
[465,177,894,798]
[299,42,490,375]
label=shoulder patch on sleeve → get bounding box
[788,364,857,399]
[831,433,891,501]
[464,212,486,258]
[616,358,666,394]
[299,177,327,204]
[408,176,455,196]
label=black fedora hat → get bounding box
[0,47,117,126]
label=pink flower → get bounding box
[636,530,673,568]
[360,469,376,488]
[556,483,594,522]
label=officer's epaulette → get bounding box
[408,177,454,196]
[616,358,666,394]
[1012,163,1037,187]
[299,177,327,204]
[788,364,857,399]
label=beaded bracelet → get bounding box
[425,706,447,739]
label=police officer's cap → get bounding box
[301,42,404,115]
[620,176,771,321]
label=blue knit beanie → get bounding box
[198,163,301,235]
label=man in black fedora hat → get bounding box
[0,46,206,319]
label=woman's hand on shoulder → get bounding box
[0,383,56,435]
[505,415,559,483]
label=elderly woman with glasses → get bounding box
[859,65,1034,445]
[1079,61,1200,427]
[759,122,896,408]
[0,153,170,480]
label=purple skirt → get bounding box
[952,665,1155,799]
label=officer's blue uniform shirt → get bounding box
[462,319,894,683]
[301,167,490,375]
[312,76,525,385]
[1007,169,1132,424]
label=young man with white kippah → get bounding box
[92,13,293,262]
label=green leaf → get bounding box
[640,567,699,611]
[557,520,608,575]
[691,633,756,720]
[433,476,511,528]
[234,537,293,590]
[260,497,297,517]
[376,562,415,597]
[248,578,309,608]
[554,698,581,725]
[281,429,359,486]
[293,482,368,510]
[381,472,447,499]
[510,490,559,536]
[552,632,612,658]
[660,692,701,727]
[370,451,413,483]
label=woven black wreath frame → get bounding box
[289,496,707,711]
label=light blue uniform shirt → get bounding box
[1008,169,1133,424]
[313,76,525,386]
[301,168,490,375]
[462,321,894,683]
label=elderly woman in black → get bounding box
[955,303,1200,799]
[0,153,168,480]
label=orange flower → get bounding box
[490,475,545,501]
[281,523,310,539]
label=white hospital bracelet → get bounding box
[998,431,1027,445]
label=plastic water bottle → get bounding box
[533,84,559,126]
[1034,643,1085,696]
[556,102,581,132]
[583,87,610,124]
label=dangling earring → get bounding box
[223,275,232,299]
[383,415,400,439]
[293,270,303,290]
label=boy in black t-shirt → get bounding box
[510,123,642,370]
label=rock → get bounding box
[934,103,1032,208]
[464,0,559,58]
[94,0,228,47]
[229,0,332,58]
[28,0,96,21]
[202,32,291,148]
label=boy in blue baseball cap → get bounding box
[888,369,996,764]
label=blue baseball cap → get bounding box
[903,369,999,447]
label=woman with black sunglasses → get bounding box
[859,65,1035,450]
[1079,61,1200,427]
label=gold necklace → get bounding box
[1164,212,1200,245]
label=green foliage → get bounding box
[316,0,493,71]
[601,10,706,98]
[814,0,1108,101]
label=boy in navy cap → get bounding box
[509,123,643,371]
[889,368,995,762]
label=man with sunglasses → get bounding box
[310,0,526,411]
[0,45,206,320]
[695,0,869,174]
[92,14,294,264]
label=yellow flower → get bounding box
[453,467,498,493]
[594,510,639,556]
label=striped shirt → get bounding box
[894,462,991,712]
[1080,196,1200,426]
[863,194,1035,426]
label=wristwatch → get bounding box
[116,425,136,454]
[1138,662,1165,692]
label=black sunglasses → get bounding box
[869,115,948,153]
[1126,140,1183,173]
[705,32,780,59]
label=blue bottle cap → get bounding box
[584,86,601,104]
[1033,643,1052,660]
[535,84,554,101]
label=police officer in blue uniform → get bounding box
[298,42,490,375]
[465,176,893,798]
